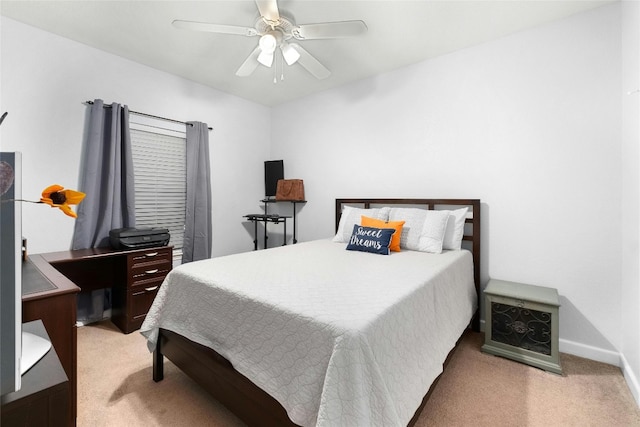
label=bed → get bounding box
[141,198,481,427]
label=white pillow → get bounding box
[388,207,427,251]
[333,206,390,243]
[442,207,469,250]
[417,210,450,254]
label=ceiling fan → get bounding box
[172,0,368,80]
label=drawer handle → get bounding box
[133,286,159,296]
[145,269,159,274]
[145,252,159,257]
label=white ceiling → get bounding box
[1,0,613,106]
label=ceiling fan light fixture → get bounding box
[174,0,366,80]
[259,32,278,53]
[257,50,274,67]
[281,43,301,65]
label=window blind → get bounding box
[130,128,186,256]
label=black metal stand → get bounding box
[244,214,290,250]
[244,199,306,250]
[261,199,306,244]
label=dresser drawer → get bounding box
[127,247,172,267]
[129,285,160,319]
[111,282,161,334]
[127,248,172,287]
[129,262,171,288]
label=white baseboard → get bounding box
[620,352,640,407]
[559,338,621,366]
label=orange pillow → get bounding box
[361,216,405,252]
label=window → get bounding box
[130,119,186,263]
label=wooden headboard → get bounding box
[336,198,481,331]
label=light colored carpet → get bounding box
[77,321,640,426]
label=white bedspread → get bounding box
[140,239,476,427]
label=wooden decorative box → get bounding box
[481,279,562,374]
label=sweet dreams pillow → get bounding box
[346,225,395,255]
[360,216,405,252]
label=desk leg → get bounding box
[283,219,287,246]
[292,202,298,244]
[263,219,268,249]
[252,220,258,251]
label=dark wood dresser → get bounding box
[112,246,173,333]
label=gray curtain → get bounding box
[72,99,135,324]
[72,99,136,249]
[182,121,212,263]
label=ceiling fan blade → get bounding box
[293,20,368,40]
[173,20,258,37]
[255,0,280,24]
[289,43,330,80]
[236,46,262,76]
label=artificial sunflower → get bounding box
[40,184,86,218]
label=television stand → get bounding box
[243,199,306,250]
[21,331,52,375]
[244,214,290,250]
[1,320,70,427]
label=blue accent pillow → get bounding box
[346,224,395,255]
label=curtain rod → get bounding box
[84,101,212,131]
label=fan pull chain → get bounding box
[273,61,277,84]
[271,51,286,84]
[280,51,285,82]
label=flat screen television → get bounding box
[1,151,22,395]
[1,152,51,396]
[264,160,284,199]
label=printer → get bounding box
[109,227,170,250]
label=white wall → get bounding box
[272,4,625,365]
[621,0,640,405]
[0,17,270,257]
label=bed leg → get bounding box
[472,311,481,332]
[153,337,164,382]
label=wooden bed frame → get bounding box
[152,198,481,427]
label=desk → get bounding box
[22,256,79,426]
[1,320,70,427]
[23,245,173,426]
[38,246,173,333]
